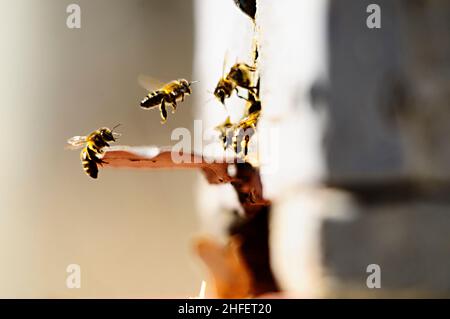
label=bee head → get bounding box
[214,86,227,104]
[214,78,233,104]
[180,79,198,95]
[98,128,115,142]
[178,79,191,94]
[99,126,121,143]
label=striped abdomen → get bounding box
[140,90,165,108]
[80,146,100,179]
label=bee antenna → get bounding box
[189,80,199,86]
[112,123,121,131]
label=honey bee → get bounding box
[215,90,262,157]
[67,125,120,179]
[139,78,197,123]
[233,113,260,157]
[233,92,261,157]
[214,62,257,104]
[215,116,236,150]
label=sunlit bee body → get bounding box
[214,63,257,104]
[67,126,119,179]
[233,111,260,157]
[215,91,261,157]
[233,92,261,157]
[140,79,195,123]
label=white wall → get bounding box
[193,0,331,296]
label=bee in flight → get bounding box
[139,76,197,123]
[67,125,120,179]
[214,61,257,105]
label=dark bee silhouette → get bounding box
[233,0,257,20]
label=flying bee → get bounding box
[214,61,257,104]
[215,116,236,150]
[67,125,120,179]
[139,76,197,123]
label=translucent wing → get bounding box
[137,74,167,92]
[222,51,229,77]
[215,116,233,131]
[66,136,87,150]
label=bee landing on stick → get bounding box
[67,125,120,179]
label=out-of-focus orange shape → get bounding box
[193,235,253,299]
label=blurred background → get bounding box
[1,0,449,298]
[0,0,202,298]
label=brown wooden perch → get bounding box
[102,146,232,184]
[102,146,270,210]
[102,145,276,297]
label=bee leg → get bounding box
[159,101,168,123]
[235,88,247,100]
[247,86,258,95]
[222,135,229,150]
[222,140,227,150]
[98,158,108,166]
[233,133,240,155]
[181,93,185,102]
[243,135,250,157]
[170,101,177,114]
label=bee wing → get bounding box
[215,116,233,131]
[137,74,167,92]
[222,51,229,77]
[66,136,87,150]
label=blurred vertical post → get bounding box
[195,0,450,297]
[260,0,450,297]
